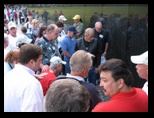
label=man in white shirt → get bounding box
[6,21,19,51]
[131,51,148,95]
[4,44,44,112]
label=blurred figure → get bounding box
[4,19,9,34]
[92,58,148,112]
[35,26,47,43]
[45,78,90,112]
[131,51,148,95]
[61,26,78,75]
[73,14,84,39]
[39,56,66,96]
[4,33,9,59]
[6,21,19,51]
[4,49,19,75]
[58,15,68,34]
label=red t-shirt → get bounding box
[92,88,148,112]
[39,70,56,96]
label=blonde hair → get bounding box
[32,19,39,27]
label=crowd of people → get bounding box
[4,5,148,112]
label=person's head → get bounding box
[45,24,59,41]
[84,28,94,42]
[58,15,67,24]
[56,21,64,34]
[37,26,47,38]
[131,51,148,81]
[45,78,90,112]
[69,50,94,78]
[31,19,39,28]
[4,33,9,48]
[8,21,17,37]
[67,26,78,37]
[4,19,9,27]
[21,26,27,34]
[4,50,20,67]
[18,44,43,72]
[49,56,66,76]
[95,21,103,33]
[98,58,134,97]
[28,15,33,23]
[73,14,82,23]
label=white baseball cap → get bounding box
[16,35,32,46]
[131,51,148,65]
[8,21,17,29]
[58,15,67,21]
[50,56,66,65]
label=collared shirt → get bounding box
[4,64,44,112]
[66,73,85,82]
[35,36,61,65]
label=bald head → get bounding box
[95,21,103,33]
[84,28,94,42]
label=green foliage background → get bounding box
[27,4,148,28]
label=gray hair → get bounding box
[70,50,94,72]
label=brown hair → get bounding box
[4,50,20,63]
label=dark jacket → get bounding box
[75,37,102,67]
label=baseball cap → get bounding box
[50,56,66,65]
[73,15,81,20]
[68,26,78,34]
[131,51,148,65]
[16,35,32,46]
[58,15,67,21]
[8,21,17,29]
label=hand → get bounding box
[35,73,48,79]
[41,65,49,71]
[102,52,107,57]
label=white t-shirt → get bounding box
[6,34,18,51]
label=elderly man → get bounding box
[35,24,60,74]
[131,51,148,95]
[39,56,66,96]
[63,50,102,112]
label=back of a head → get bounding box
[69,50,94,72]
[4,50,20,63]
[98,58,134,86]
[18,44,43,64]
[45,78,90,112]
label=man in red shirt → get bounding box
[39,56,66,96]
[92,58,148,112]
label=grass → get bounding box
[27,4,148,28]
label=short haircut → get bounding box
[18,44,43,64]
[45,78,90,112]
[69,50,94,72]
[21,26,27,33]
[98,58,134,86]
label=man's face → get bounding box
[9,27,17,37]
